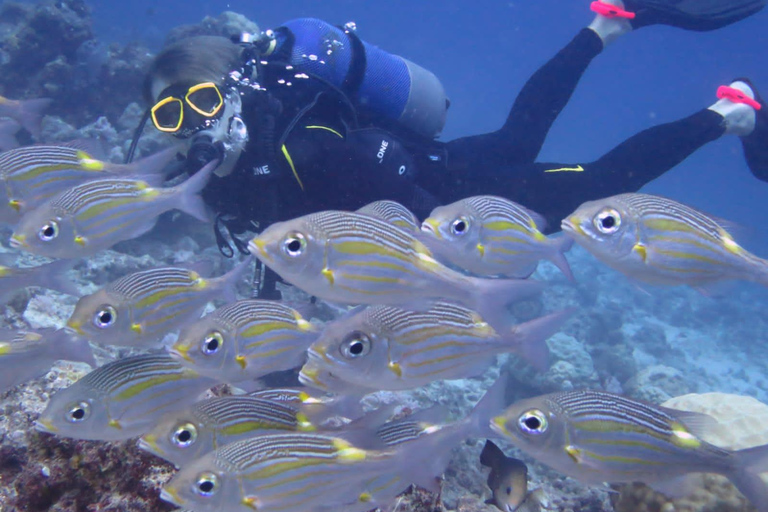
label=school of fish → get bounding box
[2,97,768,512]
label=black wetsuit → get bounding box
[204,28,727,235]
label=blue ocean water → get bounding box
[85,0,768,251]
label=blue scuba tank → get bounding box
[268,18,448,139]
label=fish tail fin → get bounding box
[466,372,509,439]
[0,119,21,152]
[470,278,544,330]
[547,235,576,282]
[729,443,768,512]
[507,308,576,371]
[51,329,96,367]
[113,146,179,177]
[174,159,218,222]
[67,332,97,367]
[216,256,254,303]
[40,259,81,297]
[17,98,52,138]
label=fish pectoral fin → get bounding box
[564,444,584,464]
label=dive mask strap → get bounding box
[125,107,151,164]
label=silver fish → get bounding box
[0,95,51,137]
[0,145,177,225]
[0,256,79,303]
[0,328,94,393]
[300,303,570,391]
[138,394,324,467]
[491,389,768,511]
[9,158,215,258]
[170,299,317,382]
[480,439,530,512]
[159,432,402,512]
[66,259,250,347]
[35,353,216,441]
[356,200,420,232]
[421,195,574,280]
[248,210,543,329]
[561,193,768,290]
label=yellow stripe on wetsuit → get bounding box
[280,125,345,191]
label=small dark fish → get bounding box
[480,440,529,512]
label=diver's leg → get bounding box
[445,4,627,170]
[511,82,765,228]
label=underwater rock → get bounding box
[0,1,152,130]
[625,364,691,403]
[509,332,599,395]
[613,392,768,512]
[165,11,260,45]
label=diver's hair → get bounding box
[143,36,243,103]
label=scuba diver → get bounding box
[131,0,768,297]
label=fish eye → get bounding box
[38,221,59,242]
[66,401,91,423]
[201,331,224,355]
[450,217,470,236]
[518,409,548,435]
[172,423,198,448]
[194,472,219,497]
[339,331,371,359]
[282,232,306,257]
[594,208,621,234]
[505,486,512,495]
[93,306,117,328]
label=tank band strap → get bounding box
[341,28,367,101]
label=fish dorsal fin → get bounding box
[658,406,720,440]
[480,439,505,468]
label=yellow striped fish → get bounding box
[65,258,250,347]
[562,193,768,290]
[138,394,322,467]
[170,299,318,383]
[356,200,421,232]
[0,256,79,303]
[248,210,543,329]
[159,433,402,512]
[300,302,571,391]
[0,145,176,225]
[491,389,768,511]
[35,353,216,441]
[0,328,94,393]
[421,195,574,280]
[9,158,215,258]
